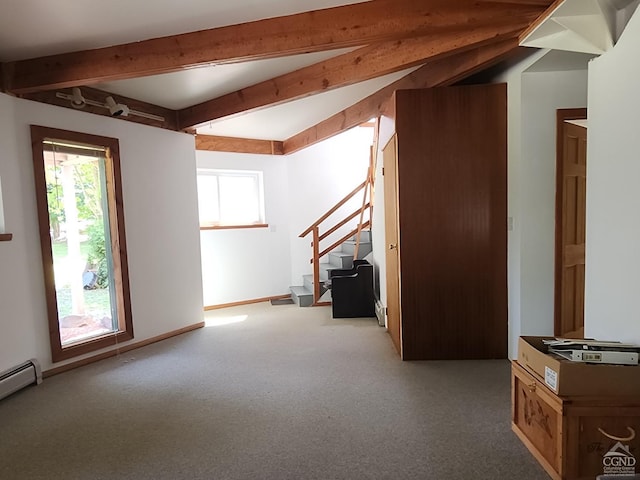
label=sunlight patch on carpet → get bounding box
[205,314,248,327]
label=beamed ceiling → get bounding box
[0,0,556,155]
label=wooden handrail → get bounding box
[299,129,379,305]
[319,203,371,242]
[299,180,367,238]
[312,227,321,303]
[354,161,373,259]
[319,220,370,259]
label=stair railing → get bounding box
[299,144,376,306]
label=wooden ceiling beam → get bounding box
[195,135,284,155]
[486,0,552,5]
[178,20,532,129]
[283,39,521,154]
[4,0,548,94]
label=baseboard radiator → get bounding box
[0,359,42,401]
[375,299,386,327]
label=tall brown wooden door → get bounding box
[555,117,587,337]
[382,135,401,355]
[384,84,507,360]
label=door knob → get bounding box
[389,243,397,250]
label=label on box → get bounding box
[544,366,558,392]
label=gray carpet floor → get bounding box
[0,302,549,480]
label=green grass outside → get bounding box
[53,240,111,318]
[56,287,112,319]
[52,240,91,259]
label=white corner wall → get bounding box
[495,51,589,358]
[286,127,373,286]
[519,69,588,342]
[196,151,291,306]
[370,113,397,317]
[0,94,203,372]
[585,8,640,344]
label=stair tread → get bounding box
[290,285,313,296]
[329,252,353,258]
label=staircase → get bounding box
[290,230,372,307]
[292,125,379,308]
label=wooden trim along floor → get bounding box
[43,321,205,378]
[204,294,291,311]
[45,295,295,377]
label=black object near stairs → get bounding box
[290,230,372,307]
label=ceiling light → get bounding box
[55,89,165,123]
[70,87,86,109]
[105,96,129,117]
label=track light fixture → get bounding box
[55,88,165,123]
[70,87,86,109]
[105,96,129,117]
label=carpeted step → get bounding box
[328,252,353,269]
[290,285,313,307]
[341,240,372,259]
[320,262,341,281]
[351,229,372,243]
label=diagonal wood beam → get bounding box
[178,20,532,130]
[195,135,284,155]
[4,0,549,94]
[283,39,522,154]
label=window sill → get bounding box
[200,224,269,231]
[0,233,13,242]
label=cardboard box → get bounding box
[518,336,640,396]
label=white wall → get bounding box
[371,142,387,307]
[370,113,397,321]
[520,69,589,340]
[494,51,589,357]
[197,151,291,306]
[0,94,203,372]
[585,9,640,344]
[287,127,373,286]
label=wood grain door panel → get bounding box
[383,135,401,355]
[393,84,508,360]
[557,119,587,337]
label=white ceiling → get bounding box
[96,48,356,111]
[197,67,418,140]
[0,0,369,62]
[0,0,382,141]
[524,50,596,72]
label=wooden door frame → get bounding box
[554,108,587,336]
[382,133,402,356]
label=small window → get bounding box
[197,169,266,228]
